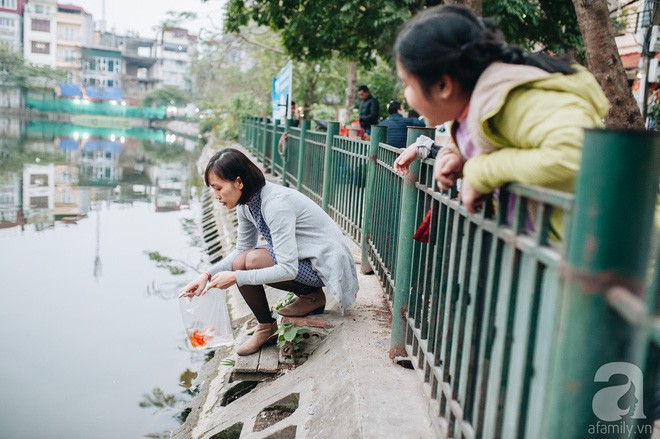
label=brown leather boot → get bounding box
[277,290,326,317]
[236,321,278,356]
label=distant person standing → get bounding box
[358,85,379,134]
[290,100,301,127]
[379,101,426,148]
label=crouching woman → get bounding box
[180,148,359,355]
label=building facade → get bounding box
[55,3,92,83]
[155,27,195,92]
[0,0,24,51]
[23,0,57,67]
[81,46,121,88]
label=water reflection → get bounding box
[0,118,199,232]
[0,117,206,438]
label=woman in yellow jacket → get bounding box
[393,5,609,231]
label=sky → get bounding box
[79,0,226,39]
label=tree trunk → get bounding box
[345,60,357,109]
[572,0,644,129]
[444,0,482,15]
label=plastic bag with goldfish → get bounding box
[179,288,233,350]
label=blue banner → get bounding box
[272,61,292,122]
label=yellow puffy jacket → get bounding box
[461,62,609,195]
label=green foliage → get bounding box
[141,140,189,163]
[222,0,435,67]
[191,27,284,138]
[483,0,584,58]
[144,250,190,275]
[0,139,65,174]
[308,103,338,123]
[275,322,310,353]
[143,85,189,107]
[138,388,180,411]
[271,292,296,318]
[220,358,236,366]
[224,0,587,69]
[0,47,65,88]
[292,58,347,116]
[180,217,203,248]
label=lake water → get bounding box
[0,118,208,438]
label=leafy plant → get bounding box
[220,358,236,367]
[138,388,180,411]
[271,292,295,318]
[275,322,310,354]
[144,250,198,275]
[143,85,189,107]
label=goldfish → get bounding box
[188,328,215,349]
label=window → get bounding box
[60,26,77,41]
[31,41,49,54]
[30,174,49,186]
[34,4,43,14]
[96,57,106,71]
[107,80,113,87]
[30,196,48,208]
[62,48,76,62]
[31,18,50,32]
[0,0,17,9]
[62,190,72,203]
[0,17,15,28]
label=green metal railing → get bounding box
[300,128,326,206]
[271,121,285,177]
[327,134,370,244]
[364,129,405,299]
[240,118,660,438]
[283,123,302,188]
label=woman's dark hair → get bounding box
[395,5,575,94]
[204,148,265,205]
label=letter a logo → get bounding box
[592,362,646,422]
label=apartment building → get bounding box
[155,27,195,92]
[55,3,92,83]
[0,0,24,51]
[81,46,121,88]
[23,0,57,67]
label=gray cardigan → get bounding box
[209,182,359,309]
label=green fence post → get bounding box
[261,118,269,168]
[248,118,253,150]
[544,129,660,438]
[297,119,310,192]
[322,122,340,213]
[243,117,249,150]
[271,119,280,177]
[390,126,435,358]
[280,119,291,186]
[360,125,386,274]
[240,117,245,146]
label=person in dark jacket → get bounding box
[358,85,379,134]
[379,101,426,148]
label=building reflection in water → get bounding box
[0,118,195,233]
